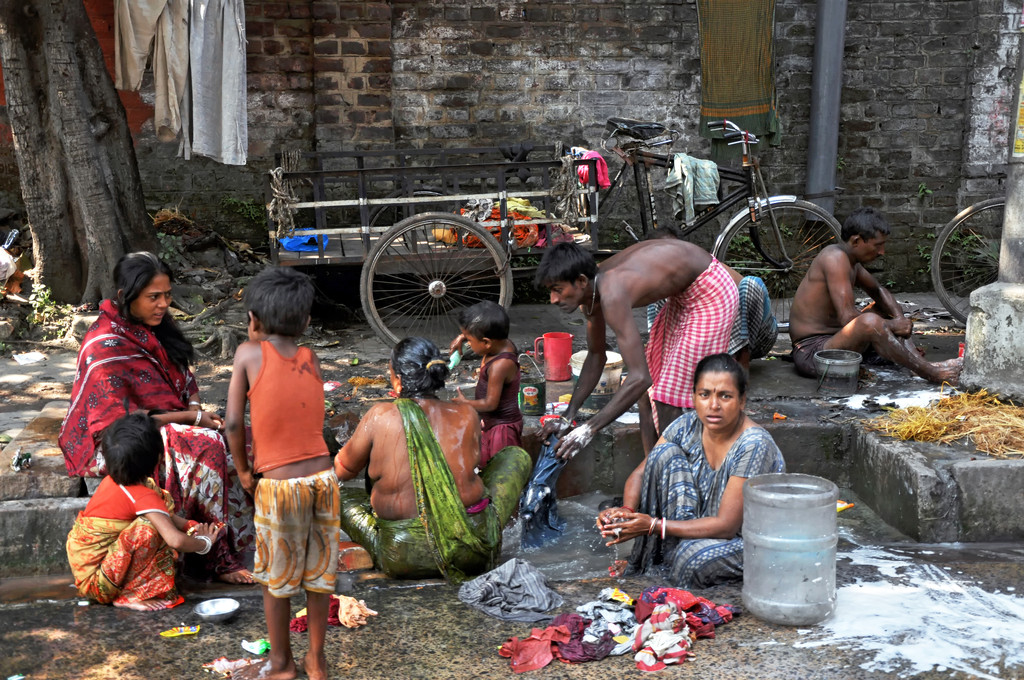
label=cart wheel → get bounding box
[360,212,513,348]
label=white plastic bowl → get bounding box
[193,597,240,622]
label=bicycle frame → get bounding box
[600,133,796,268]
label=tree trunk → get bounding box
[0,0,156,304]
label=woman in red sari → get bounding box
[59,252,254,583]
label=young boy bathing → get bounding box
[225,267,339,680]
[448,301,523,467]
[65,413,223,611]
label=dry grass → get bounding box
[865,389,1024,459]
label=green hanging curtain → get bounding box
[697,0,781,163]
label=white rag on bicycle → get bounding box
[665,153,720,224]
[646,257,738,411]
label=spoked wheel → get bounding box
[713,199,842,328]
[360,212,513,348]
[931,197,1002,325]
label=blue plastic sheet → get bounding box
[279,229,328,252]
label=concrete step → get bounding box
[3,357,1024,578]
[0,401,82,501]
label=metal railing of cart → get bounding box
[264,145,600,346]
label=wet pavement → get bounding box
[3,295,1024,679]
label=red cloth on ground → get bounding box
[499,625,572,673]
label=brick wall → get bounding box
[0,0,1018,287]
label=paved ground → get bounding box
[2,295,1024,679]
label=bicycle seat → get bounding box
[605,117,670,141]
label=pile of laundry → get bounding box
[497,585,738,673]
[289,594,378,632]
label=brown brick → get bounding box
[288,2,310,19]
[263,3,288,19]
[353,23,390,40]
[314,40,340,56]
[311,1,339,20]
[341,41,367,55]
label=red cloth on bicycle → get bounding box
[576,151,611,189]
[646,258,738,410]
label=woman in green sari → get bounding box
[334,337,531,583]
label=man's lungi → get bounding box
[646,258,739,409]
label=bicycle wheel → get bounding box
[713,198,842,327]
[931,197,1002,325]
[360,212,513,348]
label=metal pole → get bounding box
[805,0,848,216]
[1002,30,1024,284]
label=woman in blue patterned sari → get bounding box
[598,353,784,587]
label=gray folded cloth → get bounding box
[457,558,564,623]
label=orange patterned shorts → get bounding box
[253,469,340,598]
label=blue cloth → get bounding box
[628,411,785,587]
[279,229,328,252]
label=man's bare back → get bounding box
[598,239,713,309]
[336,398,486,520]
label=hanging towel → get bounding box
[180,0,248,165]
[697,0,780,163]
[664,153,720,224]
[113,0,189,142]
[576,151,612,189]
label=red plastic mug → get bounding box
[534,332,572,381]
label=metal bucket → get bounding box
[519,353,545,416]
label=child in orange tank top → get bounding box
[224,267,338,680]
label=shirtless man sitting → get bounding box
[535,240,739,459]
[788,207,962,384]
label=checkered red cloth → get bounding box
[646,258,738,409]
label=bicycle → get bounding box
[930,197,1002,324]
[598,117,843,326]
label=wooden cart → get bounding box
[264,145,600,348]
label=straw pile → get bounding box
[866,389,1024,459]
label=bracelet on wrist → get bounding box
[660,518,667,540]
[621,505,635,514]
[194,534,212,555]
[189,400,201,407]
[648,517,656,535]
[193,410,203,427]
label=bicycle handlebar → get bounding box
[707,120,759,146]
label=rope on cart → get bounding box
[267,150,302,239]
[552,142,582,227]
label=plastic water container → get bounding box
[813,349,861,397]
[742,473,838,625]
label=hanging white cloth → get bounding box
[113,0,189,142]
[180,0,248,165]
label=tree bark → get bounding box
[0,0,156,304]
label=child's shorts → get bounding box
[253,468,340,598]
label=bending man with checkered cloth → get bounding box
[535,240,738,463]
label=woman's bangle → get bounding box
[621,505,635,514]
[189,400,201,408]
[193,410,203,427]
[661,518,667,540]
[648,517,656,535]
[194,534,212,555]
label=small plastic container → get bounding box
[742,473,838,626]
[813,349,861,397]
